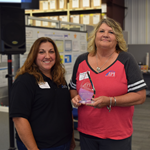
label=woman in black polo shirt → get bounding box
[10,37,75,150]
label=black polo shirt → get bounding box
[10,73,73,149]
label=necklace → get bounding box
[96,52,114,73]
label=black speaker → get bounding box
[0,5,26,54]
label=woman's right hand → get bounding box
[71,95,82,107]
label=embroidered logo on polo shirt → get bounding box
[105,70,115,77]
[38,82,50,89]
[62,85,68,88]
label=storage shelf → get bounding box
[25,7,102,13]
[25,9,68,17]
[25,1,103,26]
[25,5,102,16]
[69,7,101,11]
[70,8,102,15]
[25,9,68,14]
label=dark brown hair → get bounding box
[15,37,66,86]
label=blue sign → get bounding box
[65,55,72,63]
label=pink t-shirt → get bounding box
[69,51,146,140]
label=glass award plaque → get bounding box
[79,71,96,104]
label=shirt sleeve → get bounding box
[124,52,147,92]
[69,53,86,90]
[69,58,78,90]
[10,74,36,119]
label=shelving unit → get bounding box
[69,7,101,15]
[25,9,68,17]
[25,6,103,17]
[25,1,105,27]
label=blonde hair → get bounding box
[88,17,128,56]
[15,37,66,86]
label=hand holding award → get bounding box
[79,71,96,104]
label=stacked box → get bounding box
[80,14,91,25]
[90,13,101,25]
[49,0,58,10]
[41,17,50,27]
[32,20,42,27]
[69,0,80,9]
[80,0,91,9]
[42,1,49,10]
[91,0,101,8]
[49,16,59,27]
[70,15,80,24]
[34,1,49,11]
[59,15,68,27]
[58,0,67,10]
[101,3,107,13]
[101,13,107,19]
[59,15,68,22]
[27,19,32,26]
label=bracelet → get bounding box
[113,97,116,106]
[107,97,112,112]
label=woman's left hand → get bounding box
[86,96,109,108]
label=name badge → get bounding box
[79,72,88,81]
[38,82,50,89]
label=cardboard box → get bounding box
[42,1,50,10]
[69,0,80,9]
[59,15,68,27]
[35,1,49,11]
[101,3,107,13]
[49,0,58,10]
[80,14,91,25]
[49,16,59,27]
[70,15,80,24]
[91,13,101,25]
[27,19,32,26]
[41,17,50,27]
[80,0,91,9]
[91,0,101,8]
[101,13,107,19]
[59,15,68,22]
[32,20,42,27]
[58,0,67,10]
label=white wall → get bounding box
[125,0,150,44]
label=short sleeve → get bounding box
[69,52,88,90]
[10,74,36,119]
[69,58,79,90]
[124,53,147,92]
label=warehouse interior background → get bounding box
[0,0,150,150]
